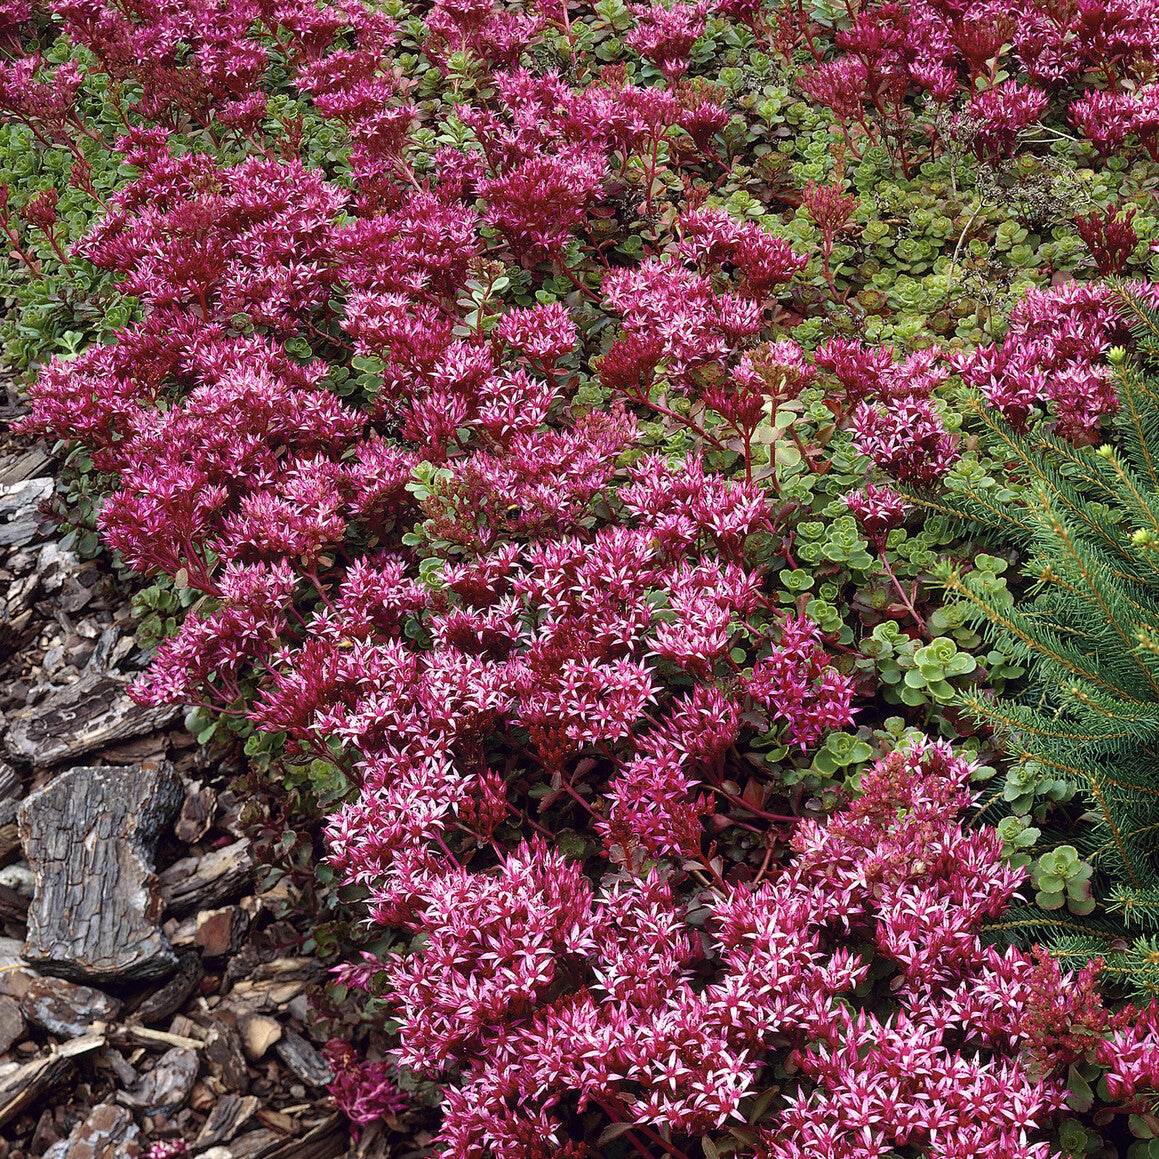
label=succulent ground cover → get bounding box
[4,0,1159,1153]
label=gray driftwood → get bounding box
[18,761,184,983]
[4,670,179,767]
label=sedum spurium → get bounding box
[5,0,1159,1150]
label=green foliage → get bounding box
[929,287,1159,999]
[860,622,978,708]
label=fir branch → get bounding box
[943,569,1152,704]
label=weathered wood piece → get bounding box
[223,957,322,1010]
[0,937,33,999]
[0,476,51,549]
[0,994,24,1053]
[0,762,21,827]
[0,825,20,870]
[41,1102,140,1159]
[4,671,180,767]
[0,447,50,489]
[238,1012,282,1062]
[195,905,250,959]
[273,1029,331,1088]
[0,1033,104,1128]
[18,761,184,983]
[199,1015,250,1092]
[109,1023,202,1051]
[174,783,215,843]
[224,1129,287,1159]
[118,1045,198,1114]
[21,976,122,1037]
[0,765,21,871]
[260,1114,346,1159]
[158,840,253,917]
[0,882,27,926]
[133,951,204,1025]
[194,1093,260,1148]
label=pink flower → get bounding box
[967,82,1049,160]
[142,1143,187,1159]
[492,301,578,364]
[953,281,1122,439]
[852,396,960,485]
[478,147,605,261]
[626,0,708,81]
[324,1040,408,1126]
[1096,1001,1159,1099]
[745,615,856,747]
[845,483,912,538]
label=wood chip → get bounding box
[0,995,24,1054]
[223,958,322,1010]
[4,671,179,767]
[118,1045,198,1114]
[258,1114,347,1159]
[224,1129,286,1159]
[194,1093,260,1149]
[0,1033,104,1128]
[273,1030,331,1088]
[0,763,20,828]
[21,976,122,1038]
[0,945,34,1000]
[109,1024,204,1051]
[255,1109,298,1135]
[174,784,216,844]
[0,447,50,489]
[0,825,20,870]
[199,1015,249,1091]
[133,951,204,1025]
[0,477,51,549]
[195,906,249,960]
[47,1101,139,1159]
[158,841,252,917]
[0,883,27,927]
[238,1013,282,1062]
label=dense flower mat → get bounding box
[3,0,1159,1153]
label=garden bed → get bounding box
[2,0,1159,1154]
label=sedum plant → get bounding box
[924,284,1159,1000]
[8,0,1159,1149]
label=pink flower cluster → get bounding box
[44,0,394,129]
[626,0,708,81]
[952,281,1125,440]
[323,1040,408,1126]
[845,482,912,539]
[799,0,1159,164]
[745,615,856,747]
[1097,1001,1159,1100]
[811,339,960,484]
[378,740,1149,1157]
[1069,85,1159,160]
